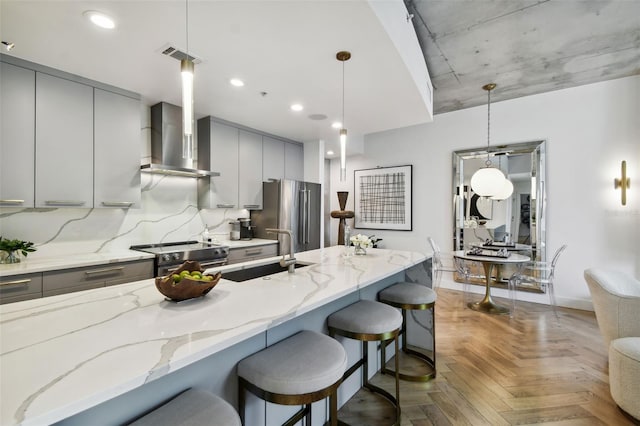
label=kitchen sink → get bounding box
[222,262,311,282]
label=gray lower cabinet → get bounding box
[94,88,142,209]
[0,62,35,208]
[42,259,153,297]
[0,273,43,304]
[227,244,278,265]
[35,72,94,208]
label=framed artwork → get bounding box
[354,165,412,231]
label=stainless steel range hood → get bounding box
[141,102,220,178]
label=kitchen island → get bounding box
[0,246,429,426]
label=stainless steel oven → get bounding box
[130,241,229,276]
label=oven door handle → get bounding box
[165,259,228,273]
[199,259,228,268]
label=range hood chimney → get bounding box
[141,102,219,178]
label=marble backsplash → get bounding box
[0,174,249,259]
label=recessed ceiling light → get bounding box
[84,11,116,29]
[327,150,335,156]
[290,104,304,112]
[230,78,244,87]
[331,121,342,129]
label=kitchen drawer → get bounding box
[0,273,43,304]
[105,259,154,286]
[43,260,154,295]
[227,244,278,264]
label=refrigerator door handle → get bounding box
[299,189,310,244]
[304,189,311,244]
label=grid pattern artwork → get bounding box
[354,165,412,231]
[358,173,405,223]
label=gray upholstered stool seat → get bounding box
[129,388,241,426]
[237,330,347,426]
[378,282,437,382]
[609,337,640,420]
[327,300,403,425]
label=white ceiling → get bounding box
[0,0,433,158]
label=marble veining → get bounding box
[0,174,251,260]
[0,246,426,426]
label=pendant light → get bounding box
[181,0,194,160]
[470,83,506,197]
[337,51,351,182]
[490,154,514,201]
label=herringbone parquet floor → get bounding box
[338,288,637,425]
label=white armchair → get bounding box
[583,268,640,348]
[584,268,640,420]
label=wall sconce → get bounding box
[614,160,630,206]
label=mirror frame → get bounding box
[452,140,547,291]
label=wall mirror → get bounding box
[452,140,546,293]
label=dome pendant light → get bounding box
[337,50,351,182]
[181,0,194,161]
[470,83,506,197]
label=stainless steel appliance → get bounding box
[141,102,220,178]
[251,180,321,255]
[130,241,229,276]
[238,218,254,240]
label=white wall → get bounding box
[329,75,640,310]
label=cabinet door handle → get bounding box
[243,204,260,209]
[0,279,31,288]
[0,199,25,205]
[101,201,134,207]
[245,248,263,256]
[84,266,125,276]
[45,200,86,206]
[217,204,236,209]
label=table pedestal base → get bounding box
[467,300,510,315]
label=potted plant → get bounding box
[0,237,36,264]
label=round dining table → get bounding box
[453,250,530,315]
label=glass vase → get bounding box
[354,244,367,256]
[0,251,20,264]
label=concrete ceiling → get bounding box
[0,1,431,158]
[405,0,640,113]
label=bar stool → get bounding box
[128,388,241,426]
[327,300,402,425]
[378,282,437,382]
[237,330,347,426]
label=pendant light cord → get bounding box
[342,60,345,127]
[485,85,491,166]
[186,0,189,57]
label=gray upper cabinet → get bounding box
[262,136,285,182]
[238,130,263,209]
[35,73,94,208]
[0,62,35,208]
[94,89,141,208]
[285,142,304,181]
[198,118,239,209]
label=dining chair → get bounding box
[508,244,567,317]
[427,237,457,290]
[427,237,472,304]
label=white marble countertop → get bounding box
[0,245,426,426]
[0,251,156,277]
[0,239,278,277]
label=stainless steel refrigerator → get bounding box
[250,180,321,255]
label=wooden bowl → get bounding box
[155,260,222,302]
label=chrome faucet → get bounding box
[266,228,297,273]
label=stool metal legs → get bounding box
[238,377,339,426]
[329,329,401,426]
[381,307,436,382]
